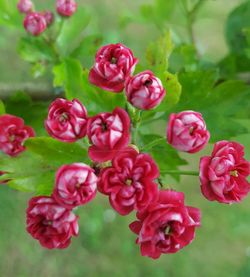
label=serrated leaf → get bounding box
[0,151,55,194]
[206,80,250,118]
[18,37,57,63]
[225,1,250,55]
[155,71,182,112]
[25,137,90,166]
[0,137,90,195]
[169,44,198,72]
[219,53,250,78]
[146,31,174,73]
[176,69,219,110]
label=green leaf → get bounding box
[205,80,250,118]
[53,58,84,101]
[169,44,198,72]
[225,1,250,55]
[176,69,219,110]
[0,151,55,194]
[146,30,174,73]
[0,100,5,115]
[5,92,49,136]
[219,53,250,78]
[31,62,47,78]
[0,0,22,28]
[56,7,91,56]
[53,63,125,114]
[140,0,176,29]
[25,137,90,166]
[154,71,182,112]
[201,80,250,141]
[243,28,250,58]
[81,70,126,114]
[71,34,103,61]
[18,37,57,63]
[0,137,89,195]
[140,134,187,181]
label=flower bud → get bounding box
[17,0,34,14]
[56,0,77,17]
[87,107,131,162]
[89,43,138,93]
[42,11,54,26]
[53,163,97,209]
[167,111,210,153]
[23,12,47,36]
[45,98,88,143]
[125,71,166,110]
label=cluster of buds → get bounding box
[17,0,77,36]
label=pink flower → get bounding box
[89,43,138,93]
[42,11,54,26]
[26,196,79,249]
[98,147,159,215]
[45,98,88,143]
[17,0,33,14]
[56,0,77,17]
[0,114,35,156]
[130,190,201,259]
[23,12,47,36]
[87,107,131,162]
[125,71,166,110]
[200,140,250,204]
[53,163,97,209]
[167,111,210,153]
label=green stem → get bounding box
[142,137,166,152]
[161,170,199,176]
[132,110,142,144]
[182,0,205,56]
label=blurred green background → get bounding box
[0,0,250,276]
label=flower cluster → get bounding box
[17,0,77,36]
[89,43,166,110]
[27,163,98,249]
[11,43,249,258]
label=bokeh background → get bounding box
[0,0,250,276]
